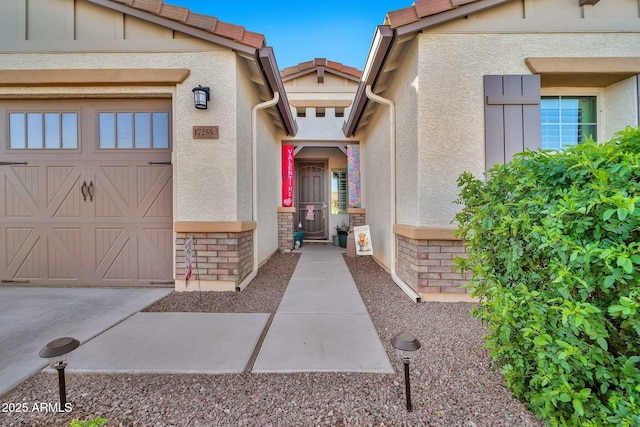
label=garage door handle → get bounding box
[81,181,89,202]
[88,181,94,202]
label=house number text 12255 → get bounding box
[192,126,219,139]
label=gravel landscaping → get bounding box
[1,250,545,426]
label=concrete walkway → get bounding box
[0,287,172,396]
[67,245,393,375]
[253,245,393,373]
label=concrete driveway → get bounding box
[0,286,171,396]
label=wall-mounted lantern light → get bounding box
[390,332,422,412]
[39,337,80,406]
[192,85,210,110]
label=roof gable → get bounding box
[83,0,296,135]
[386,0,513,29]
[90,0,266,49]
[281,58,362,83]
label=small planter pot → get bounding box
[338,232,348,248]
[332,235,340,246]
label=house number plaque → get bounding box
[192,126,219,139]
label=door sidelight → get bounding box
[81,180,95,202]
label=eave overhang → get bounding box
[258,47,298,136]
[394,0,515,37]
[343,0,515,137]
[526,57,640,87]
[87,0,296,135]
[343,25,394,137]
[87,0,261,54]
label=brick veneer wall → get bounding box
[348,208,366,228]
[396,235,470,294]
[175,231,253,283]
[277,209,295,252]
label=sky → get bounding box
[166,1,411,71]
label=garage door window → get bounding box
[99,112,169,149]
[9,112,78,149]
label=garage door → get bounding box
[0,99,173,286]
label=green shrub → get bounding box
[70,417,107,427]
[455,127,640,426]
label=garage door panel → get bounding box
[94,166,129,218]
[101,245,133,281]
[137,227,173,280]
[3,227,39,277]
[138,165,172,218]
[13,236,42,280]
[47,166,83,218]
[4,167,41,217]
[48,227,83,281]
[95,227,133,281]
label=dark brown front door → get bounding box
[296,161,328,240]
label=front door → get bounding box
[296,161,328,240]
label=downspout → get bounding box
[365,85,421,303]
[236,91,280,292]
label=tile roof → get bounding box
[110,0,266,49]
[281,58,362,80]
[387,0,482,28]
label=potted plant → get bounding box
[336,222,350,248]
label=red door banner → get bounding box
[282,145,294,207]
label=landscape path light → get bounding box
[390,331,422,412]
[39,337,79,406]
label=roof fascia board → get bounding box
[258,47,298,136]
[343,82,368,137]
[343,26,394,137]
[362,26,395,86]
[86,0,257,55]
[344,0,515,136]
[281,67,361,83]
[87,1,296,134]
[395,0,515,36]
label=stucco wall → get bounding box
[171,51,240,222]
[0,49,240,224]
[293,109,352,141]
[285,72,359,142]
[255,112,280,263]
[237,56,283,263]
[392,37,420,227]
[236,57,256,223]
[604,76,639,140]
[357,37,420,268]
[417,32,640,228]
[361,98,393,267]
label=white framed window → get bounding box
[98,111,169,149]
[541,92,599,150]
[9,112,78,149]
[331,169,347,214]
